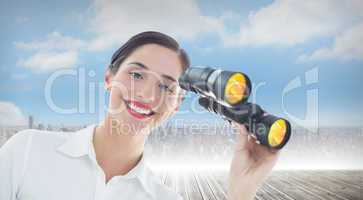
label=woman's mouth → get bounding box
[124,100,155,120]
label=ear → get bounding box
[104,69,113,91]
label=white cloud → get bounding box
[14,0,363,67]
[15,32,83,73]
[298,23,363,62]
[223,0,363,47]
[17,51,78,72]
[0,101,27,126]
[87,0,224,51]
[15,0,226,71]
[14,31,85,51]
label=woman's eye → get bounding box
[159,84,174,93]
[129,72,143,80]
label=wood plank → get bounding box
[177,172,189,200]
[276,171,349,200]
[284,171,361,200]
[205,170,228,200]
[157,170,362,200]
[187,172,204,200]
[266,172,323,199]
[194,171,218,200]
[309,171,361,190]
[258,181,296,200]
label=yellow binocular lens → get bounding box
[268,119,288,147]
[224,73,248,105]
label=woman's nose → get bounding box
[135,82,157,103]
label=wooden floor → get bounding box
[155,170,363,200]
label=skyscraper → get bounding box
[28,116,33,129]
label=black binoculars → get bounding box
[178,66,291,150]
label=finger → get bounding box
[247,134,260,149]
[232,122,249,152]
[251,144,280,171]
[254,150,279,176]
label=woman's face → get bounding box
[105,44,184,135]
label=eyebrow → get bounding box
[128,62,177,82]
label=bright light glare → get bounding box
[149,162,229,173]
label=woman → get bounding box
[0,31,278,200]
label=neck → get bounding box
[93,117,146,176]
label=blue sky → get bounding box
[0,0,362,128]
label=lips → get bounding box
[124,99,155,119]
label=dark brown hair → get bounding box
[109,31,190,74]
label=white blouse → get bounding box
[0,124,182,200]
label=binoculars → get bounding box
[178,66,291,150]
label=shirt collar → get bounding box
[57,124,96,158]
[57,124,156,199]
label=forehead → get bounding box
[123,44,184,80]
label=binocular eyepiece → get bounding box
[178,66,291,150]
[178,67,252,107]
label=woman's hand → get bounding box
[227,123,279,200]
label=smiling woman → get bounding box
[0,31,190,200]
[0,31,279,200]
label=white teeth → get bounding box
[128,102,152,115]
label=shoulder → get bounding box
[143,167,183,200]
[0,129,73,156]
[0,129,70,177]
[0,129,33,152]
